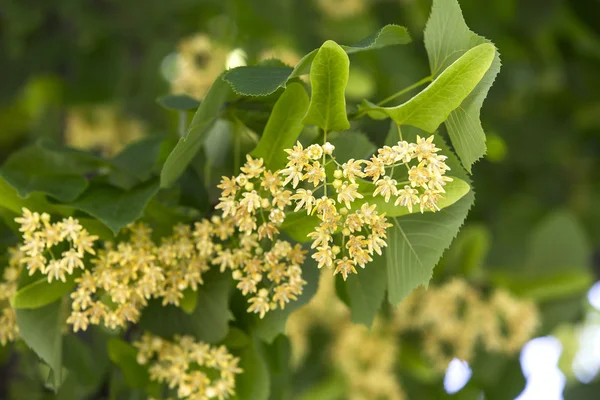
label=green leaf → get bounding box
[0,175,59,215]
[111,136,165,182]
[12,276,76,309]
[525,210,591,275]
[223,66,294,97]
[63,334,104,391]
[138,269,232,343]
[179,288,198,314]
[250,83,309,170]
[68,180,160,235]
[15,300,64,389]
[235,338,270,400]
[342,24,412,54]
[107,338,149,389]
[302,40,350,133]
[424,0,501,172]
[156,94,201,111]
[361,43,495,133]
[204,119,234,168]
[385,130,474,304]
[328,131,376,163]
[160,75,233,188]
[253,253,320,342]
[0,139,106,202]
[341,253,386,326]
[279,211,320,243]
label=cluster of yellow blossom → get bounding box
[333,321,405,400]
[364,135,453,213]
[0,248,24,345]
[287,273,406,400]
[66,222,213,332]
[172,34,230,99]
[287,274,539,393]
[15,209,98,283]
[281,141,393,280]
[393,279,539,371]
[315,0,367,20]
[65,105,145,156]
[134,333,242,400]
[215,156,308,318]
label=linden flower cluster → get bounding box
[281,141,392,280]
[0,248,24,345]
[15,208,98,283]
[135,333,242,400]
[363,135,453,213]
[67,223,212,332]
[393,279,539,371]
[215,155,307,318]
[333,322,405,400]
[287,273,406,400]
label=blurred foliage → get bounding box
[1,0,600,398]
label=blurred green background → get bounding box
[1,0,600,398]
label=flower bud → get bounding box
[322,142,335,155]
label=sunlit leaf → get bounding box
[302,41,350,132]
[251,83,309,170]
[361,44,495,133]
[424,0,501,172]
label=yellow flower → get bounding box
[302,161,326,186]
[336,182,363,209]
[291,189,315,214]
[342,159,365,183]
[217,176,238,197]
[333,257,357,280]
[373,176,398,203]
[312,246,334,269]
[395,186,420,213]
[247,288,271,318]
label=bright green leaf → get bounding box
[157,94,201,111]
[342,253,386,326]
[180,288,198,314]
[12,276,76,309]
[251,83,309,170]
[362,44,495,133]
[68,180,159,235]
[424,0,501,172]
[160,75,233,188]
[0,175,59,215]
[107,338,149,389]
[15,300,64,389]
[279,211,320,243]
[138,269,232,343]
[253,253,320,342]
[385,130,474,304]
[302,40,350,133]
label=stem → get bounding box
[397,124,403,141]
[376,76,432,107]
[322,130,328,197]
[234,123,241,173]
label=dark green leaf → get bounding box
[251,83,310,170]
[0,139,106,202]
[160,75,233,188]
[107,338,149,389]
[279,211,320,243]
[15,300,64,389]
[68,180,160,235]
[341,252,386,326]
[302,40,350,133]
[157,94,201,111]
[111,136,165,182]
[223,67,294,97]
[235,338,270,400]
[328,131,376,163]
[424,0,501,172]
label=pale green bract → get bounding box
[360,43,495,133]
[424,0,502,172]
